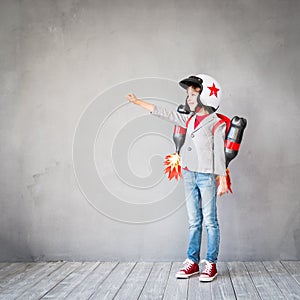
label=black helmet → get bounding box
[179,75,203,90]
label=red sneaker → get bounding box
[199,259,218,282]
[176,259,199,279]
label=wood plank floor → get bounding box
[0,261,299,299]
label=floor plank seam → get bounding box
[186,273,190,300]
[38,262,83,299]
[136,262,155,300]
[112,262,137,300]
[64,261,102,300]
[161,262,173,300]
[87,261,120,300]
[280,260,300,287]
[244,261,264,300]
[1,262,56,298]
[267,261,290,299]
[225,262,238,300]
[262,261,282,299]
[23,261,68,300]
[267,261,300,300]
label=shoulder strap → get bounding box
[185,115,194,128]
[213,113,231,135]
[212,119,225,135]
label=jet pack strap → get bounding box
[212,120,225,135]
[185,115,194,128]
[215,113,231,134]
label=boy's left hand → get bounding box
[216,175,230,197]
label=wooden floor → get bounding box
[0,261,299,299]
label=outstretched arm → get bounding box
[126,93,190,127]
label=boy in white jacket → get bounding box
[126,74,229,282]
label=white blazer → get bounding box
[151,105,226,176]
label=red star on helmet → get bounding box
[208,83,220,97]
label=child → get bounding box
[126,74,229,282]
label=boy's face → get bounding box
[186,86,201,111]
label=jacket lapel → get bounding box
[191,113,216,134]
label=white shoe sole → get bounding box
[199,273,218,282]
[176,271,200,279]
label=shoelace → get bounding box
[182,259,194,271]
[200,259,213,274]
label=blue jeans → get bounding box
[182,169,220,264]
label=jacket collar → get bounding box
[191,112,217,133]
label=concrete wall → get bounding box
[0,0,299,261]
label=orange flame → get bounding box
[164,153,182,181]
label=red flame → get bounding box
[164,153,182,181]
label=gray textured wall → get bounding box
[1,0,299,262]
